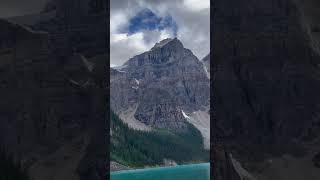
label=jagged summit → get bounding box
[123,37,196,68]
[151,37,183,50]
[152,38,173,49]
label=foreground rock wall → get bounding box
[212,0,320,179]
[0,16,107,180]
[213,0,320,155]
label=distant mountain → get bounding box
[110,38,210,149]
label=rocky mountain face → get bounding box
[111,38,210,137]
[202,53,210,78]
[0,1,107,179]
[295,0,320,53]
[213,144,241,180]
[212,0,320,179]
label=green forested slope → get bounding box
[110,111,209,168]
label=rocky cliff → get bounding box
[0,1,107,178]
[212,0,320,179]
[111,38,210,135]
[213,144,241,180]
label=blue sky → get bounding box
[110,0,210,66]
[123,8,178,37]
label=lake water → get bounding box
[110,163,210,180]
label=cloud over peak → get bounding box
[110,0,210,66]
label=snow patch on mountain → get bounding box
[182,110,191,119]
[203,64,210,79]
[134,78,140,85]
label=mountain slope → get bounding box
[110,110,208,169]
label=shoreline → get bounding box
[110,162,210,175]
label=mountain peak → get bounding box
[151,38,183,50]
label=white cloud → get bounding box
[110,12,128,34]
[110,32,150,66]
[160,29,173,40]
[183,0,210,11]
[110,0,210,66]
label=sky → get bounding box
[0,0,210,67]
[0,0,48,18]
[110,0,210,67]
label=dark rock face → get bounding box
[213,144,241,180]
[313,152,320,168]
[213,0,320,152]
[212,0,320,177]
[134,89,188,131]
[123,38,209,111]
[295,0,320,53]
[47,0,106,18]
[0,1,107,178]
[110,38,210,132]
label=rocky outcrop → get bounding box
[110,38,210,132]
[0,10,107,180]
[213,144,241,180]
[295,0,320,53]
[110,161,130,172]
[212,0,320,178]
[134,88,188,132]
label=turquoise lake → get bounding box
[110,163,210,180]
